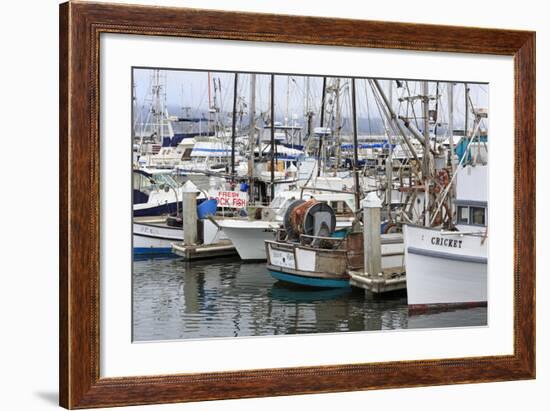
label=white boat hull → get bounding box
[265,239,352,288]
[133,220,183,254]
[134,218,226,255]
[217,221,278,260]
[218,219,353,261]
[404,225,487,307]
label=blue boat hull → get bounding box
[269,270,351,289]
[134,247,173,256]
[133,198,206,217]
[133,202,179,217]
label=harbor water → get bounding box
[133,257,487,342]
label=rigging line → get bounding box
[405,81,421,130]
[370,80,422,180]
[433,82,440,152]
[369,80,399,144]
[429,118,484,226]
[363,79,373,136]
[372,90,393,139]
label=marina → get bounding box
[132,68,489,341]
[133,257,487,341]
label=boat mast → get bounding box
[286,76,290,126]
[334,78,342,175]
[153,69,163,145]
[270,74,276,199]
[464,83,469,138]
[207,71,212,134]
[351,78,361,212]
[317,77,327,177]
[230,73,238,182]
[448,82,456,216]
[304,76,312,147]
[132,80,137,141]
[422,81,431,226]
[248,74,256,203]
[385,80,394,222]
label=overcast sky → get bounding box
[133,68,489,130]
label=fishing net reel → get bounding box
[283,199,337,246]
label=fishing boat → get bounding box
[133,169,194,217]
[214,219,279,261]
[265,200,363,288]
[174,139,238,175]
[216,182,356,261]
[134,199,225,256]
[133,216,184,256]
[404,164,488,310]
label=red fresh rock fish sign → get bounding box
[215,191,248,208]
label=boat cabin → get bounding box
[456,201,487,227]
[454,164,488,228]
[133,169,178,205]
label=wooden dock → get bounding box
[171,240,237,261]
[348,267,406,293]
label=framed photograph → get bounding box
[59,1,535,408]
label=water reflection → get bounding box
[132,258,487,342]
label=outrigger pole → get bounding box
[372,79,421,165]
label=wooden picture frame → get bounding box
[59,1,535,408]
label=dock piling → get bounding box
[348,193,406,294]
[362,192,382,276]
[182,181,199,246]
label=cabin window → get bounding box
[155,173,177,188]
[181,148,193,160]
[470,207,486,226]
[330,201,343,214]
[457,206,469,224]
[269,196,289,211]
[133,172,156,193]
[456,205,486,226]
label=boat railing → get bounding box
[439,230,487,237]
[299,234,345,249]
[274,230,348,249]
[275,228,288,242]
